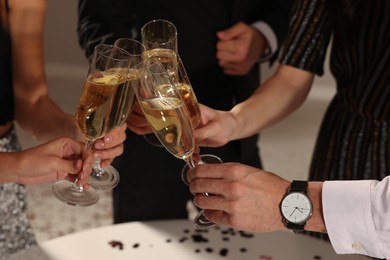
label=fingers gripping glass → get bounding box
[83,38,145,191]
[52,44,132,206]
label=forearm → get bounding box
[230,64,313,140]
[0,152,24,183]
[15,95,76,142]
[9,0,76,142]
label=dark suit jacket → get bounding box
[77,0,291,223]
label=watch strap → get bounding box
[290,180,308,194]
[286,222,305,232]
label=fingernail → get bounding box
[105,135,113,143]
[94,153,101,160]
[95,141,104,149]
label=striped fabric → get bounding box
[280,0,390,253]
[281,0,390,187]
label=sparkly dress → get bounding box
[0,129,37,260]
[280,0,390,255]
[0,0,38,258]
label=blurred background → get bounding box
[18,0,336,243]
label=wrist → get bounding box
[306,182,326,233]
[0,152,21,183]
[251,21,277,62]
[280,180,313,233]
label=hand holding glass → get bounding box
[52,44,131,205]
[85,39,145,190]
[84,44,133,190]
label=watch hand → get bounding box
[290,207,298,217]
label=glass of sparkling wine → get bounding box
[133,60,219,229]
[140,19,178,146]
[170,55,223,187]
[52,44,131,206]
[84,38,145,191]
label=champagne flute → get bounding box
[84,44,133,190]
[86,39,144,190]
[133,60,218,229]
[169,55,223,186]
[141,19,178,54]
[141,18,223,181]
[140,19,178,146]
[52,44,131,205]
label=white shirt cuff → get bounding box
[323,180,381,257]
[251,21,278,62]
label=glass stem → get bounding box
[93,158,104,176]
[185,156,197,169]
[70,141,93,191]
[85,140,104,176]
[186,155,210,196]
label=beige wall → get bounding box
[44,0,87,78]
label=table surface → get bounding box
[35,219,367,260]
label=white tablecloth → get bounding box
[35,219,366,260]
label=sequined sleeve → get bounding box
[279,0,333,76]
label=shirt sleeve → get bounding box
[323,177,390,259]
[251,21,277,62]
[77,0,135,60]
[279,0,333,76]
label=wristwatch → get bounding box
[280,180,313,233]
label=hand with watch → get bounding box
[280,180,313,233]
[187,162,324,233]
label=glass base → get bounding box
[88,165,120,190]
[193,210,218,230]
[181,154,222,185]
[52,180,99,207]
[143,133,163,147]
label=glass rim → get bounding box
[140,19,178,48]
[93,43,132,62]
[114,38,146,56]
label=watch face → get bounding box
[281,192,313,224]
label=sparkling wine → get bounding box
[141,96,194,160]
[75,73,121,141]
[107,68,137,129]
[142,48,178,77]
[175,83,201,128]
[156,83,200,128]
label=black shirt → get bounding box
[0,0,14,125]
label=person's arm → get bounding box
[187,163,390,259]
[195,64,314,147]
[323,178,390,259]
[8,0,127,167]
[251,21,276,62]
[196,0,333,147]
[0,137,87,185]
[252,0,291,62]
[215,0,291,76]
[216,22,269,76]
[187,162,321,233]
[9,0,76,142]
